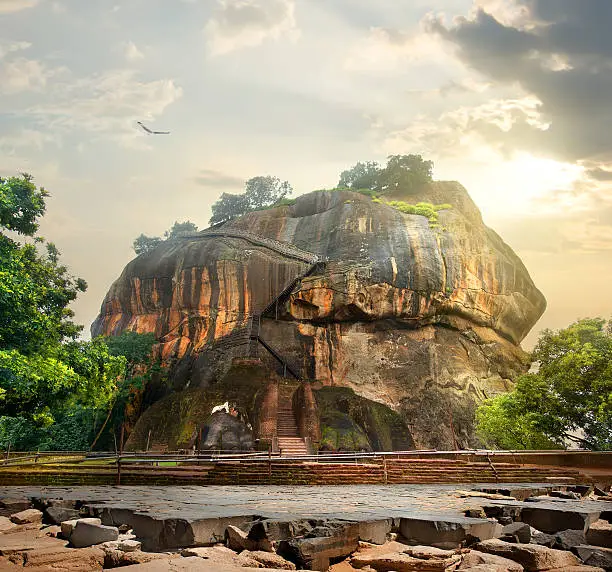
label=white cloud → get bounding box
[26,69,183,147]
[0,57,57,93]
[344,26,449,73]
[0,0,38,14]
[205,0,299,56]
[124,41,144,62]
[0,40,31,59]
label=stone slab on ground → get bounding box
[60,517,101,539]
[9,509,42,525]
[115,556,309,571]
[520,506,601,533]
[0,516,17,533]
[474,538,581,571]
[587,520,612,548]
[8,545,105,570]
[572,545,612,570]
[458,550,524,571]
[399,516,502,547]
[69,520,119,548]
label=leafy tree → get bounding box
[337,155,434,195]
[377,154,434,193]
[338,161,381,190]
[0,174,48,235]
[0,173,129,450]
[164,220,198,239]
[133,234,162,256]
[132,221,199,255]
[476,318,612,450]
[209,176,292,225]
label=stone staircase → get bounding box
[277,386,309,457]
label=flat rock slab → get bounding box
[116,556,309,571]
[70,521,119,548]
[61,517,101,539]
[587,519,612,548]
[399,516,502,547]
[572,545,612,570]
[9,509,42,525]
[458,550,524,571]
[520,506,601,533]
[475,539,581,572]
[8,545,105,571]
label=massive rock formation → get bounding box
[92,182,545,450]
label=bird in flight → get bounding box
[137,121,170,135]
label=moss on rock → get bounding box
[314,387,414,452]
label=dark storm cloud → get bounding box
[194,169,244,189]
[427,1,612,166]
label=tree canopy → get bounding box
[0,173,159,451]
[132,220,199,255]
[476,318,612,451]
[337,155,434,194]
[209,175,292,225]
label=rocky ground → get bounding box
[0,484,610,570]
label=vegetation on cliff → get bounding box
[133,220,199,255]
[338,154,434,193]
[209,175,292,225]
[0,174,158,451]
[476,318,612,451]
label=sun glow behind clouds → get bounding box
[458,153,586,219]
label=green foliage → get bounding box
[0,173,48,236]
[338,161,380,190]
[476,394,559,450]
[132,234,162,256]
[274,197,297,207]
[476,318,612,451]
[164,220,198,239]
[337,155,434,195]
[132,221,198,255]
[209,176,292,225]
[0,173,148,451]
[384,201,451,224]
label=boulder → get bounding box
[0,516,17,533]
[118,539,142,552]
[278,522,359,571]
[587,520,612,548]
[459,550,524,571]
[483,505,522,523]
[399,516,502,548]
[61,517,102,540]
[502,522,531,544]
[102,547,177,568]
[474,539,581,571]
[10,509,42,525]
[96,183,546,452]
[553,529,586,551]
[358,520,393,545]
[69,521,119,548]
[226,524,258,552]
[531,530,556,548]
[0,499,31,517]
[46,505,80,525]
[240,550,297,569]
[572,545,612,570]
[8,546,105,571]
[351,550,462,571]
[520,507,600,533]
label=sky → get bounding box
[1,0,611,348]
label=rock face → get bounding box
[93,182,545,450]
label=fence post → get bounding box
[383,456,388,485]
[145,429,151,453]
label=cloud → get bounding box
[193,169,244,189]
[19,69,182,147]
[0,40,31,59]
[0,57,61,93]
[425,1,612,167]
[205,0,298,56]
[344,26,449,73]
[0,0,38,14]
[123,41,144,62]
